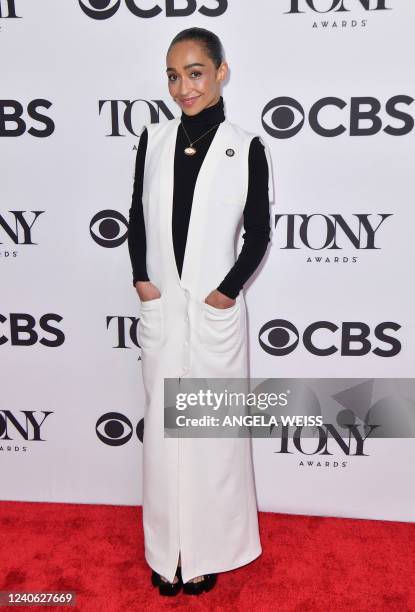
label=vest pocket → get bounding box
[138,296,163,350]
[202,300,241,353]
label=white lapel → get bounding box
[160,118,230,289]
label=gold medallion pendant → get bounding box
[184,146,197,156]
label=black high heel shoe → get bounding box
[182,572,217,595]
[151,568,182,596]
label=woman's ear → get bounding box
[217,61,229,83]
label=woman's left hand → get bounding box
[204,289,236,309]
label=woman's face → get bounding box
[166,40,227,116]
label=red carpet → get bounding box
[0,501,413,611]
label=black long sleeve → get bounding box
[127,127,149,286]
[216,136,271,299]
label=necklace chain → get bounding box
[181,120,220,155]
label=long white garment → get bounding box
[138,116,274,583]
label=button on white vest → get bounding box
[138,116,274,583]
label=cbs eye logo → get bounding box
[90,209,128,247]
[79,0,121,19]
[262,97,305,139]
[96,412,144,445]
[259,319,299,355]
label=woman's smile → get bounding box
[180,95,202,108]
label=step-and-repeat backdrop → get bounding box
[2,0,414,522]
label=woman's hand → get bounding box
[135,280,161,302]
[204,289,236,309]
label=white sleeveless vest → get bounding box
[137,116,274,583]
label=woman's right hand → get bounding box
[135,280,161,302]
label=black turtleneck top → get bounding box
[127,96,270,299]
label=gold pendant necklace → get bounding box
[181,120,220,156]
[184,145,197,156]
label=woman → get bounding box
[128,27,274,597]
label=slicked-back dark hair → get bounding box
[168,27,224,69]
